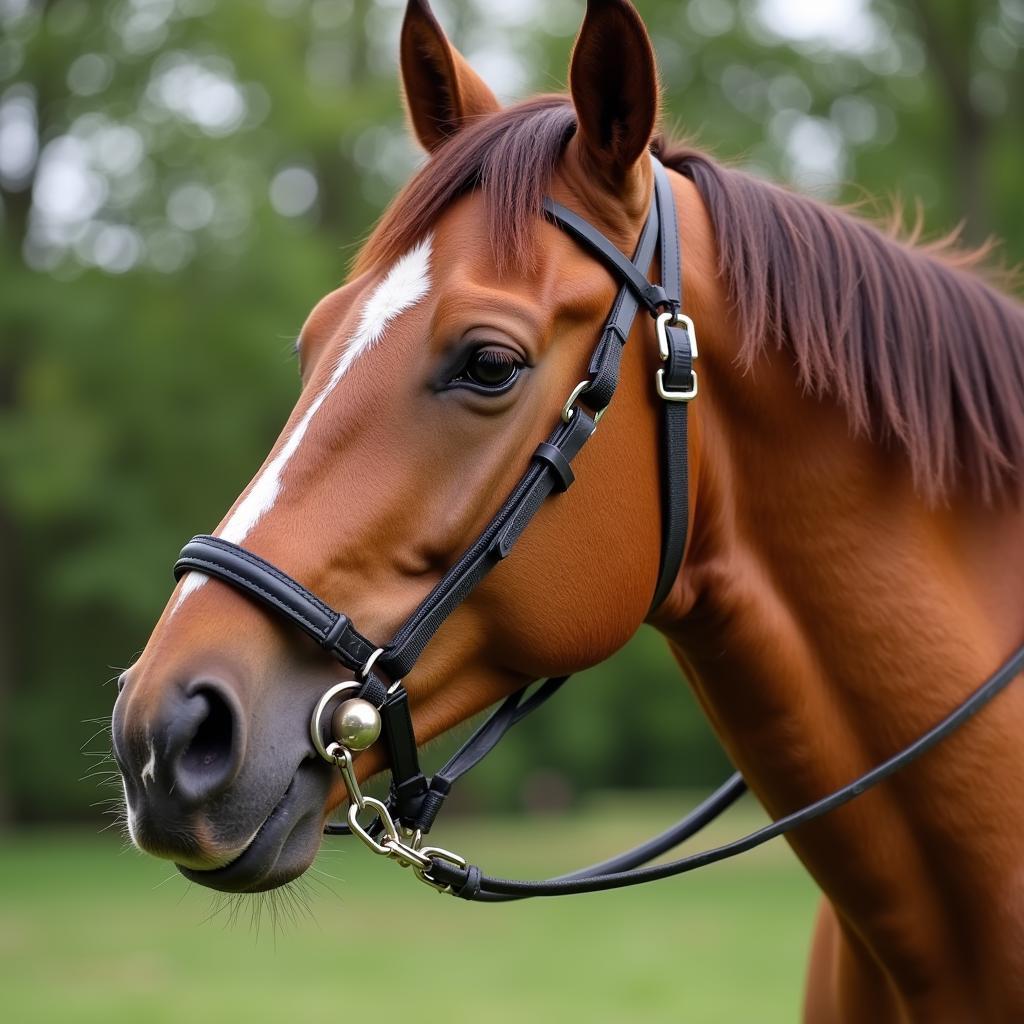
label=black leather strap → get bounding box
[649,160,694,612]
[379,409,597,679]
[580,194,662,412]
[404,676,571,834]
[428,641,1024,898]
[173,536,378,673]
[459,771,748,903]
[543,197,670,316]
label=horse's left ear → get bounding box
[568,0,659,189]
[400,0,501,153]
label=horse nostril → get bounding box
[172,681,245,804]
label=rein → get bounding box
[173,158,1024,901]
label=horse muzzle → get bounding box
[112,669,333,891]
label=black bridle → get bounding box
[173,158,1024,901]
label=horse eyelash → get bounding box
[472,348,517,367]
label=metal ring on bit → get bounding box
[309,680,362,763]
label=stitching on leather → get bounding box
[177,556,327,637]
[185,541,376,661]
[194,538,335,618]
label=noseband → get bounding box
[174,158,1024,900]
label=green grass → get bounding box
[0,796,818,1023]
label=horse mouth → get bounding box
[178,764,327,893]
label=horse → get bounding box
[112,0,1024,1018]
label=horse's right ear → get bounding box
[400,0,500,153]
[568,0,659,190]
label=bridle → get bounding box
[173,157,1024,901]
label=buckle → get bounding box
[560,379,608,425]
[654,311,699,403]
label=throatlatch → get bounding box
[173,157,1024,901]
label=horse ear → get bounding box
[568,0,659,188]
[400,0,500,153]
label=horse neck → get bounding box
[653,248,1024,1001]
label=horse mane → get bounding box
[359,95,1024,502]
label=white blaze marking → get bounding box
[173,236,434,610]
[140,738,157,787]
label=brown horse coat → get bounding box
[113,2,1024,1018]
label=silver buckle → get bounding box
[560,379,608,425]
[655,311,699,402]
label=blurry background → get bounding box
[0,0,1021,1020]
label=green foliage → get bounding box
[0,0,1021,822]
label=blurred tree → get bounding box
[902,0,1015,242]
[0,0,1020,823]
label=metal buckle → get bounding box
[656,367,698,402]
[560,379,608,425]
[655,311,699,403]
[414,846,468,894]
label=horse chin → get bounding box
[178,760,328,893]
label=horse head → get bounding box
[111,0,710,893]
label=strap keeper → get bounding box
[641,282,670,313]
[406,779,449,834]
[357,671,388,707]
[533,441,575,492]
[323,613,353,656]
[450,864,481,901]
[391,772,429,823]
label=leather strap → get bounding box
[578,193,661,412]
[649,159,694,612]
[173,535,377,673]
[402,676,571,834]
[428,642,1024,899]
[379,408,598,679]
[543,197,670,316]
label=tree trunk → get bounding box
[904,0,991,243]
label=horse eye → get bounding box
[457,346,522,392]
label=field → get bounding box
[0,795,818,1023]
